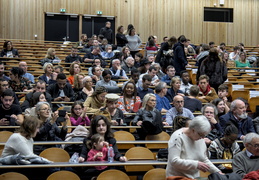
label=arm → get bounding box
[80,138,89,160]
[83,97,100,113]
[232,154,246,178]
[165,110,173,126]
[131,109,142,125]
[109,138,122,161]
[87,150,98,161]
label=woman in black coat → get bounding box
[0,41,19,57]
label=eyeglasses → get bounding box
[205,111,214,114]
[40,108,51,112]
[248,143,259,149]
[0,84,8,87]
[175,101,184,104]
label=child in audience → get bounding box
[70,101,90,126]
[87,134,109,170]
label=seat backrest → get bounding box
[97,169,130,180]
[143,168,166,180]
[114,131,135,149]
[0,131,13,142]
[231,90,249,101]
[248,97,259,113]
[145,131,170,149]
[0,172,29,180]
[47,170,80,180]
[39,147,70,162]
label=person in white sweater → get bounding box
[166,115,222,179]
[126,28,142,57]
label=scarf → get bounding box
[199,84,211,96]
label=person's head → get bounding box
[131,69,140,83]
[166,65,175,78]
[91,34,97,40]
[127,24,134,31]
[46,48,56,58]
[92,58,102,67]
[105,21,111,28]
[123,80,137,97]
[233,46,240,53]
[90,134,105,150]
[102,69,112,83]
[143,59,152,70]
[74,73,85,89]
[1,89,14,109]
[142,74,152,90]
[142,93,156,110]
[105,93,120,111]
[112,59,121,69]
[218,84,229,98]
[189,85,199,97]
[81,34,87,41]
[93,40,99,46]
[222,123,238,146]
[35,102,51,120]
[82,76,93,88]
[171,76,181,90]
[209,41,215,48]
[151,63,161,72]
[35,80,46,93]
[43,63,54,74]
[89,115,113,138]
[173,95,184,112]
[92,46,101,54]
[92,66,102,77]
[19,61,28,73]
[188,115,211,141]
[212,98,226,114]
[20,116,40,139]
[117,25,124,34]
[97,35,104,43]
[31,92,46,107]
[54,65,64,74]
[71,101,84,118]
[69,62,81,76]
[125,57,135,67]
[180,36,188,47]
[147,55,155,63]
[209,48,219,59]
[10,67,24,81]
[148,39,155,47]
[201,103,218,121]
[122,46,130,54]
[168,36,177,47]
[92,86,108,103]
[220,42,226,49]
[0,78,9,93]
[134,52,143,62]
[148,66,157,78]
[0,61,5,77]
[198,75,210,91]
[105,44,112,52]
[70,47,78,56]
[155,81,167,95]
[56,73,67,89]
[163,36,169,42]
[180,70,190,84]
[3,41,13,50]
[201,43,210,51]
[239,52,247,62]
[222,52,229,60]
[230,99,247,119]
[244,133,259,156]
[128,28,136,36]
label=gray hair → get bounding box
[35,102,50,114]
[243,132,259,145]
[155,82,167,93]
[189,115,211,134]
[201,103,218,116]
[105,44,112,49]
[112,59,120,64]
[43,63,53,72]
[142,93,156,110]
[230,99,243,111]
[125,57,134,63]
[82,76,92,86]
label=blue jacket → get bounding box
[173,42,187,75]
[219,111,255,139]
[165,88,184,102]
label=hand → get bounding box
[0,118,9,126]
[197,162,210,172]
[78,157,85,163]
[204,138,211,145]
[199,96,206,99]
[63,96,70,102]
[117,65,121,70]
[136,121,143,126]
[51,111,59,124]
[10,114,18,121]
[218,171,225,175]
[54,97,63,101]
[209,117,217,125]
[92,75,97,81]
[96,152,103,158]
[103,141,109,147]
[222,97,228,103]
[163,122,169,126]
[111,120,119,126]
[119,156,127,162]
[52,72,58,80]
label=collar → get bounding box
[246,150,254,158]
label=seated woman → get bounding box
[73,73,85,101]
[145,38,158,57]
[25,92,47,117]
[121,46,132,62]
[38,63,55,84]
[95,70,117,89]
[134,52,143,68]
[9,67,32,98]
[70,101,90,126]
[83,86,108,113]
[212,98,229,118]
[75,76,94,102]
[235,52,250,68]
[208,123,240,173]
[67,62,82,85]
[0,41,19,58]
[33,102,68,155]
[131,93,164,140]
[166,115,222,179]
[40,48,60,66]
[165,76,184,102]
[117,80,141,123]
[91,66,103,85]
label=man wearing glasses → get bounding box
[233,133,259,178]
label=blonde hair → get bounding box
[142,93,156,110]
[74,73,85,89]
[45,48,56,59]
[43,63,53,73]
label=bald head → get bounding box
[173,95,184,112]
[19,61,28,73]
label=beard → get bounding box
[237,113,247,119]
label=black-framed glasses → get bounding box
[248,143,259,149]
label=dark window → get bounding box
[204,7,233,22]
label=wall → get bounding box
[0,0,258,46]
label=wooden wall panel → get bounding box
[0,0,258,46]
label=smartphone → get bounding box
[116,118,121,126]
[57,110,66,123]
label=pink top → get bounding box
[70,116,90,126]
[87,147,108,170]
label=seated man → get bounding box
[21,80,52,112]
[137,74,154,100]
[122,57,137,74]
[220,99,255,140]
[218,84,230,111]
[47,73,74,111]
[54,65,64,74]
[19,61,35,83]
[101,44,114,59]
[122,69,140,89]
[65,47,82,64]
[232,133,259,178]
[0,78,19,105]
[166,95,194,126]
[197,75,218,103]
[0,89,23,131]
[83,46,106,67]
[161,65,175,86]
[184,85,202,113]
[138,66,160,87]
[109,59,128,80]
[180,70,192,95]
[0,61,10,81]
[155,82,172,113]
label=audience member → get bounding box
[196,43,210,67]
[109,59,128,79]
[88,59,104,77]
[122,68,140,89]
[166,95,194,126]
[126,28,142,57]
[152,63,165,79]
[116,26,128,50]
[229,46,240,61]
[38,63,55,84]
[95,69,117,89]
[220,99,255,140]
[138,59,152,74]
[197,75,218,103]
[65,47,82,63]
[0,41,19,58]
[19,61,34,83]
[161,65,176,86]
[101,44,114,59]
[99,21,113,44]
[218,84,230,107]
[180,70,192,95]
[54,65,64,74]
[67,62,82,85]
[0,61,10,81]
[134,52,143,68]
[122,56,136,74]
[212,98,229,118]
[121,46,131,61]
[160,36,169,47]
[70,101,90,126]
[78,34,88,47]
[75,76,94,102]
[235,52,250,68]
[209,41,215,49]
[0,78,19,105]
[84,46,106,67]
[155,82,172,113]
[183,85,202,112]
[138,66,159,87]
[73,73,85,100]
[137,74,154,100]
[165,77,184,102]
[40,48,60,65]
[91,66,103,84]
